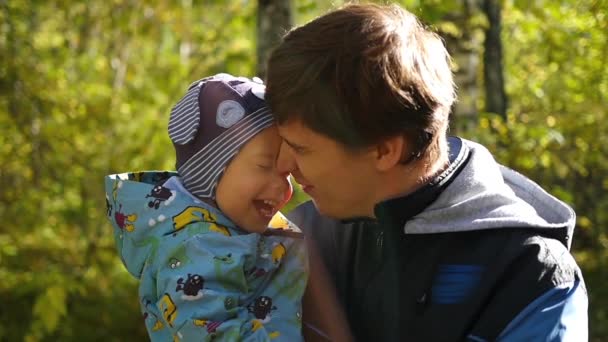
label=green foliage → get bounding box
[460,1,608,340]
[1,0,606,341]
[1,1,256,340]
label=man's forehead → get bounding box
[277,119,305,138]
[276,120,314,150]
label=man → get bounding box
[265,3,587,341]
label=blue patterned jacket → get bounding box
[104,171,308,341]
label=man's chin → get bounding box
[310,198,374,221]
[310,198,330,216]
[311,198,351,220]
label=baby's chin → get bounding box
[238,220,271,234]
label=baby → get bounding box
[104,73,308,341]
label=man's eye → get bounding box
[291,146,305,154]
[257,164,272,170]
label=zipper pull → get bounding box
[416,292,428,314]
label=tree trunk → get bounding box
[256,0,292,79]
[441,0,484,131]
[482,0,507,118]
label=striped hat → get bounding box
[168,73,274,200]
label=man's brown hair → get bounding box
[265,3,456,163]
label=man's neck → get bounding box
[372,151,450,214]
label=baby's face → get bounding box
[215,126,292,233]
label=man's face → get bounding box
[215,126,293,233]
[277,119,380,219]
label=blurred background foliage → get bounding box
[1,0,606,341]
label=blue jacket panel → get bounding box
[493,280,587,341]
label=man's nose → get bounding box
[276,142,297,175]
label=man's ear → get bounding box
[373,135,406,171]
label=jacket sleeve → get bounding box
[465,235,588,342]
[495,279,587,341]
[144,225,281,341]
[466,280,588,342]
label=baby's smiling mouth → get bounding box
[253,199,279,219]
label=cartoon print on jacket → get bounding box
[245,266,267,280]
[248,296,277,323]
[176,273,204,300]
[108,178,138,232]
[143,299,165,332]
[159,293,178,328]
[208,223,231,236]
[104,171,309,341]
[193,319,224,335]
[167,245,191,270]
[114,204,138,232]
[172,206,218,232]
[213,253,234,264]
[106,195,112,217]
[169,258,181,269]
[271,243,286,265]
[146,185,176,209]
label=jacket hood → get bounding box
[404,139,576,249]
[104,171,299,277]
[104,171,236,277]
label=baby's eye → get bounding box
[257,164,273,170]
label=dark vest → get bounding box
[288,139,581,341]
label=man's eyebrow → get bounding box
[282,137,307,151]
